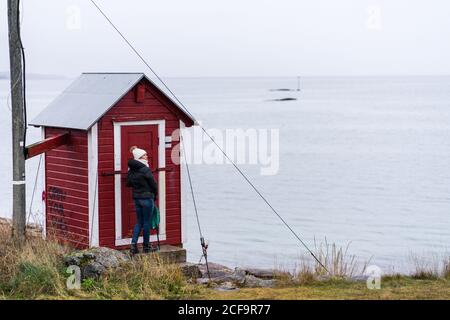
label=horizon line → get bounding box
[2,71,450,80]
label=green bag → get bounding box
[151,205,160,230]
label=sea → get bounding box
[1,76,449,274]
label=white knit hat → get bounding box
[132,147,147,160]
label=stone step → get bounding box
[134,244,186,264]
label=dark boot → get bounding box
[130,243,139,255]
[143,243,156,253]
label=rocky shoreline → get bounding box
[63,247,293,290]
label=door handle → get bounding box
[155,167,173,172]
[101,170,127,176]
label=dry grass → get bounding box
[0,224,200,300]
[84,254,201,300]
[290,258,317,285]
[288,240,369,285]
[444,257,450,279]
[0,223,70,298]
[313,239,368,277]
[409,253,450,280]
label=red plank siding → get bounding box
[45,128,89,249]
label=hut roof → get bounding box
[30,72,196,130]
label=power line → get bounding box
[180,133,211,279]
[88,0,328,272]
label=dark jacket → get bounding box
[126,159,158,200]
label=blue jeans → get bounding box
[131,198,154,246]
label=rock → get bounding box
[195,265,246,286]
[244,268,293,280]
[215,281,239,291]
[180,263,202,279]
[190,263,283,288]
[83,262,107,279]
[269,97,297,102]
[244,268,278,279]
[243,275,277,288]
[198,262,232,278]
[64,247,130,279]
[213,268,246,285]
[196,278,211,285]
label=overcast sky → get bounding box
[1,0,450,77]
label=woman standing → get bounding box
[126,146,158,254]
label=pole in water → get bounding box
[297,76,301,91]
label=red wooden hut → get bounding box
[29,73,196,249]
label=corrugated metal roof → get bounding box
[29,73,196,130]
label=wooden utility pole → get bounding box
[7,0,26,241]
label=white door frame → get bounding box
[179,121,188,244]
[113,120,166,246]
[41,127,47,239]
[88,124,100,247]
